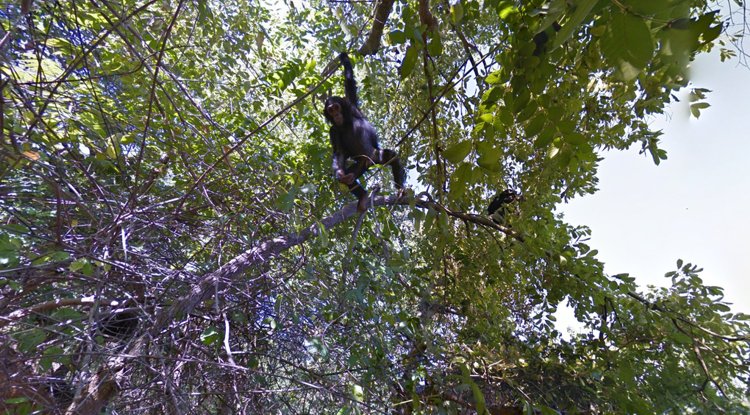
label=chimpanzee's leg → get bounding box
[344,161,369,211]
[374,149,405,189]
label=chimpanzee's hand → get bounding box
[338,172,355,185]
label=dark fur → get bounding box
[324,53,405,211]
[99,311,139,339]
[488,189,522,224]
[532,21,562,56]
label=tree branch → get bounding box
[627,292,749,342]
[358,0,395,56]
[64,194,515,414]
[0,298,125,328]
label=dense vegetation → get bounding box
[1,0,748,413]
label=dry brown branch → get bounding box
[65,194,514,413]
[0,298,123,328]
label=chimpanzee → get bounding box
[99,310,139,340]
[487,189,522,224]
[532,21,562,56]
[324,52,405,212]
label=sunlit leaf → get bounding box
[389,30,406,44]
[451,2,464,24]
[442,141,472,164]
[550,0,598,51]
[400,46,420,78]
[601,10,654,81]
[428,33,443,56]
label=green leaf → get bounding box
[275,187,296,212]
[525,114,547,138]
[497,1,516,20]
[556,119,576,133]
[516,101,538,123]
[306,337,329,359]
[449,163,472,200]
[389,30,406,44]
[563,132,587,146]
[70,258,93,275]
[690,102,710,118]
[449,177,467,200]
[316,222,329,247]
[498,107,514,126]
[618,365,636,386]
[451,2,464,24]
[400,46,420,79]
[336,407,353,415]
[351,384,364,402]
[428,33,443,56]
[200,326,220,345]
[483,86,504,104]
[442,141,472,164]
[455,162,473,183]
[672,331,692,344]
[547,145,560,159]
[41,346,68,372]
[18,329,46,352]
[485,72,502,84]
[471,383,486,414]
[51,251,70,261]
[476,142,502,172]
[411,26,426,47]
[697,11,722,44]
[512,89,530,113]
[619,0,684,15]
[547,106,565,123]
[534,126,557,149]
[557,149,572,167]
[550,0,598,51]
[52,307,83,321]
[601,10,655,81]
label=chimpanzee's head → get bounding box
[324,96,351,126]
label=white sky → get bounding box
[559,47,750,330]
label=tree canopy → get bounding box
[1,0,748,414]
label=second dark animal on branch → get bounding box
[99,310,139,339]
[532,21,562,56]
[487,189,522,224]
[324,53,405,212]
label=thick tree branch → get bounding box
[358,0,395,56]
[156,193,516,331]
[419,0,438,32]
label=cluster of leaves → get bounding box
[0,0,748,414]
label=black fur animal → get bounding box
[487,189,522,224]
[324,53,405,211]
[532,21,562,56]
[99,310,139,339]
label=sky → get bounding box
[557,46,750,331]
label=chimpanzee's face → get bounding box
[324,97,349,126]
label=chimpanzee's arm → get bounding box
[339,53,359,109]
[331,132,347,181]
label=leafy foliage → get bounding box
[0,0,747,414]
